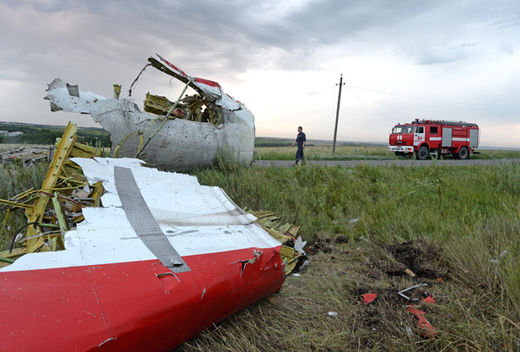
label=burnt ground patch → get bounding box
[383,239,448,279]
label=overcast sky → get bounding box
[1,0,519,146]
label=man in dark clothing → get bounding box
[291,126,306,164]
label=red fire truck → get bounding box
[389,119,480,160]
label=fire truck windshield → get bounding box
[393,126,415,134]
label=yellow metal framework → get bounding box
[0,122,104,263]
[24,122,78,252]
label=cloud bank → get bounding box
[0,0,519,146]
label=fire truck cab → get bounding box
[389,119,479,160]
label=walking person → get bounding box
[291,126,306,164]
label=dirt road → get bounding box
[253,158,520,167]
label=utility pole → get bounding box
[332,74,345,155]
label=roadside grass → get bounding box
[255,145,520,161]
[473,149,520,159]
[255,145,394,161]
[185,163,520,351]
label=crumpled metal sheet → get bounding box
[43,52,256,170]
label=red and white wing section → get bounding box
[0,158,285,352]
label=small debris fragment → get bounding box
[490,250,509,263]
[293,273,301,277]
[406,304,437,338]
[398,283,428,301]
[436,277,445,284]
[0,146,52,164]
[328,311,338,316]
[294,236,307,254]
[421,295,436,304]
[362,293,378,305]
[404,268,416,277]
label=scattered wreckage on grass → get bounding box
[0,146,51,165]
[44,54,255,171]
[0,123,306,351]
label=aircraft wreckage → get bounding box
[0,124,306,351]
[44,54,255,170]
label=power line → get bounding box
[345,87,396,124]
[349,85,520,108]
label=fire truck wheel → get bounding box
[416,146,429,160]
[458,146,469,160]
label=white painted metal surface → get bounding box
[413,126,425,146]
[1,158,279,272]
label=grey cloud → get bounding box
[414,42,476,65]
[1,0,519,135]
[2,0,519,85]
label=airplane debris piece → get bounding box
[44,54,255,170]
[406,303,437,338]
[421,295,436,304]
[404,268,416,277]
[0,146,51,164]
[398,283,429,301]
[0,123,101,254]
[490,249,508,263]
[0,123,286,351]
[362,293,378,304]
[246,209,308,274]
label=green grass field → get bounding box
[1,151,519,350]
[255,144,520,161]
[185,163,520,351]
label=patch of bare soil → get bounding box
[384,239,448,279]
[327,238,450,348]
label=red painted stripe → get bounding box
[194,77,221,88]
[0,246,285,351]
[163,59,188,78]
[158,55,221,89]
